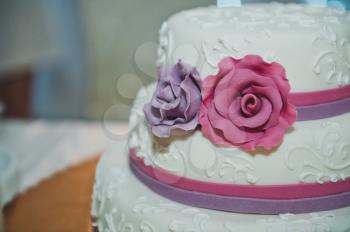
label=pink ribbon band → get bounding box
[290,84,350,120]
[131,160,350,214]
[130,149,350,200]
[289,84,350,106]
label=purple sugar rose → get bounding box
[144,61,202,137]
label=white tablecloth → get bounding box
[0,120,128,208]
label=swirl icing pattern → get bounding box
[92,142,350,231]
[128,85,350,185]
[285,122,350,184]
[163,3,350,91]
[312,25,350,86]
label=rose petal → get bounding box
[229,97,272,129]
[171,62,185,82]
[170,114,199,132]
[231,69,279,90]
[249,85,282,129]
[151,71,182,112]
[152,114,199,138]
[169,63,185,96]
[236,55,285,81]
[213,68,278,118]
[199,101,232,146]
[240,116,290,151]
[241,93,261,116]
[161,117,186,126]
[151,92,180,110]
[158,85,176,102]
[236,55,290,105]
[202,57,237,101]
[181,74,202,120]
[163,93,187,120]
[202,75,216,99]
[144,103,162,125]
[216,57,238,78]
[208,102,263,144]
[150,123,172,138]
[282,102,298,125]
[213,69,236,118]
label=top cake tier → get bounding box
[157,3,350,92]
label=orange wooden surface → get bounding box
[4,156,100,232]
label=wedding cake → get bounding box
[92,3,350,231]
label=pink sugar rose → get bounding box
[199,55,297,151]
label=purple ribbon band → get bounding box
[130,149,350,200]
[296,96,350,121]
[290,84,350,106]
[291,84,350,120]
[131,161,350,215]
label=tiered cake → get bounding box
[92,3,350,231]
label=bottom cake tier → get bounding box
[91,143,350,232]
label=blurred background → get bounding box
[0,0,349,121]
[0,1,349,231]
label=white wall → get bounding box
[83,0,214,120]
[0,0,56,71]
[0,0,88,118]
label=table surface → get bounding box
[4,156,100,232]
[0,120,125,195]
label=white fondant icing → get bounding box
[159,3,350,91]
[157,22,173,67]
[285,122,350,184]
[92,144,350,231]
